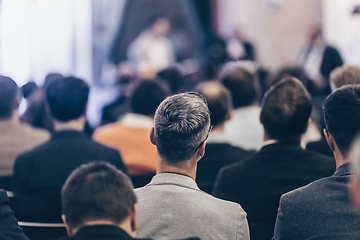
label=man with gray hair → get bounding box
[135,92,250,240]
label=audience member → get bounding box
[213,77,335,240]
[135,92,250,239]
[21,73,64,132]
[12,77,126,196]
[329,65,360,92]
[220,62,263,150]
[101,63,135,125]
[21,82,38,99]
[307,65,360,156]
[93,79,168,176]
[269,67,322,148]
[59,162,147,240]
[0,75,49,178]
[157,66,187,94]
[195,81,255,194]
[0,189,29,240]
[273,85,360,239]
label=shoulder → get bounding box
[17,122,50,139]
[281,176,331,204]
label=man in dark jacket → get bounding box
[213,77,335,240]
[12,77,126,196]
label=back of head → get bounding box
[22,82,38,99]
[44,73,64,89]
[330,65,360,91]
[62,162,136,230]
[323,85,360,156]
[220,64,256,108]
[0,75,19,118]
[261,77,312,140]
[154,92,211,164]
[157,66,186,94]
[46,76,89,121]
[195,81,232,127]
[130,79,169,116]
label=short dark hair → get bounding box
[260,77,312,140]
[154,92,211,164]
[323,85,360,156]
[0,75,19,118]
[220,66,256,108]
[330,65,360,91]
[46,76,89,121]
[195,81,232,127]
[61,162,136,229]
[157,66,186,94]
[130,79,169,116]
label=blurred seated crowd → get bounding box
[2,22,360,240]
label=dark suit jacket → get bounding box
[56,225,198,240]
[273,163,360,240]
[196,143,255,194]
[12,130,126,196]
[0,189,28,240]
[57,225,146,240]
[213,141,336,240]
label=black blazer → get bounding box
[213,141,336,240]
[12,130,126,196]
[0,189,28,240]
[57,225,145,240]
[56,225,198,240]
[274,163,360,239]
[196,142,255,194]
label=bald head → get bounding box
[195,81,232,127]
[330,65,360,92]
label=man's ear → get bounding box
[150,127,156,145]
[82,103,88,117]
[130,203,138,236]
[324,128,335,152]
[62,215,72,237]
[197,140,207,160]
[225,109,233,122]
[302,118,311,134]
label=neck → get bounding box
[1,111,19,122]
[263,132,301,143]
[69,219,134,238]
[334,148,349,169]
[156,156,197,181]
[54,116,85,131]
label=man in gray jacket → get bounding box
[135,92,250,240]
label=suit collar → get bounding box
[260,141,302,152]
[333,162,352,177]
[73,225,134,239]
[51,129,88,140]
[148,173,199,191]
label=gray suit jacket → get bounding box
[273,163,360,240]
[135,173,250,240]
